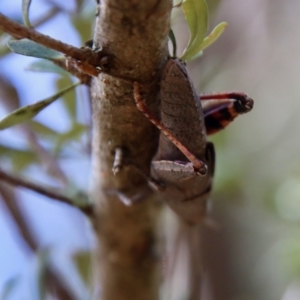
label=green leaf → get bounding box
[198,22,227,51]
[0,145,37,172]
[0,276,20,300]
[22,0,32,27]
[31,251,49,300]
[36,252,48,300]
[180,0,208,61]
[0,82,80,130]
[7,39,63,59]
[56,77,77,121]
[25,59,69,76]
[54,123,88,154]
[0,34,12,56]
[75,0,85,12]
[65,185,90,208]
[28,120,59,138]
[72,251,92,288]
[71,9,94,44]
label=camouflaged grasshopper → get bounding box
[134,59,253,224]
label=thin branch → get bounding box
[52,59,91,84]
[0,183,75,300]
[0,13,104,68]
[0,169,93,216]
[0,183,38,252]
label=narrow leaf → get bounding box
[180,0,208,61]
[28,120,59,138]
[0,145,37,172]
[12,151,37,172]
[31,251,49,300]
[7,39,63,59]
[56,77,77,121]
[198,22,227,51]
[71,13,93,44]
[66,185,90,207]
[0,34,11,56]
[75,0,85,12]
[37,252,48,300]
[0,82,80,130]
[72,251,92,288]
[22,0,32,27]
[54,123,88,154]
[25,59,69,76]
[0,276,20,300]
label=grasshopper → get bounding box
[134,59,253,224]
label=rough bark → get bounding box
[90,1,172,299]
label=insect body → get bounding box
[135,59,214,224]
[134,59,253,224]
[151,59,215,224]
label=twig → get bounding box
[0,168,93,215]
[0,13,103,68]
[0,183,38,252]
[52,59,91,84]
[0,183,74,300]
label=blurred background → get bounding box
[1,0,300,299]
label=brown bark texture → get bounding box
[89,1,172,299]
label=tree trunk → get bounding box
[90,1,172,299]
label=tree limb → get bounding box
[0,13,103,67]
[0,169,92,215]
[90,0,172,299]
